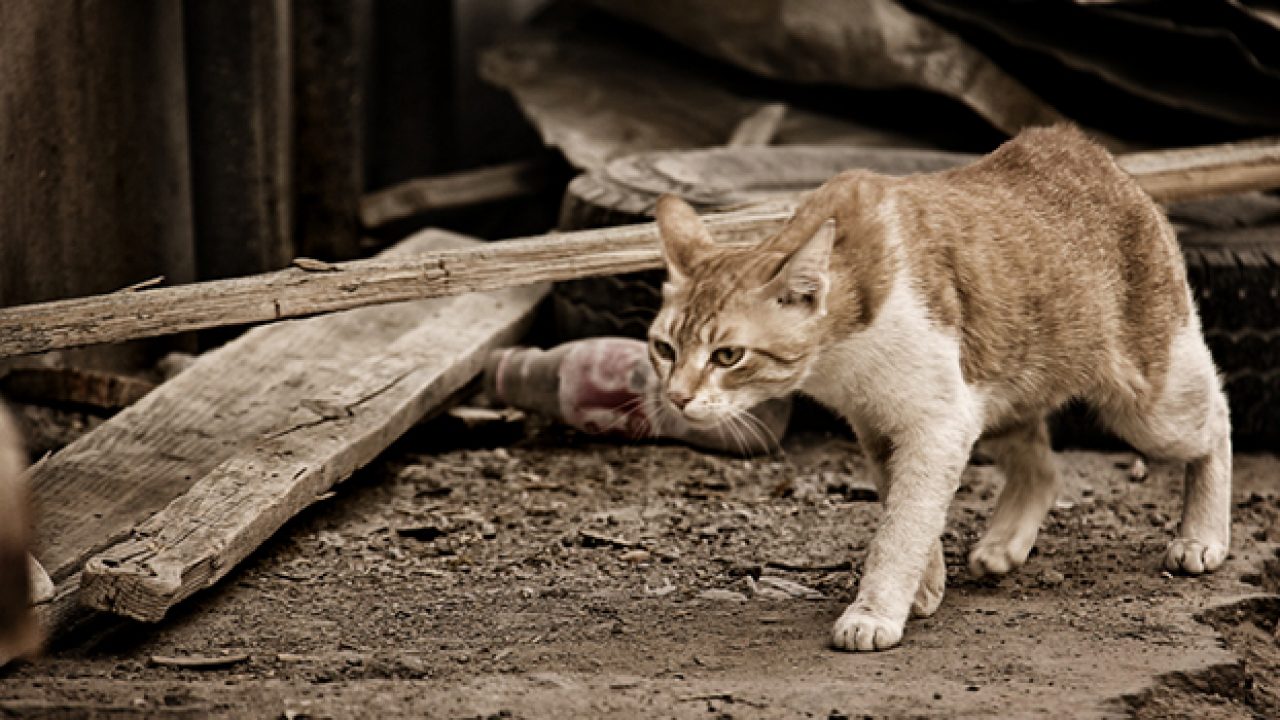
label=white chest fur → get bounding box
[802,275,979,438]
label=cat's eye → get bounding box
[711,346,745,368]
[651,338,676,362]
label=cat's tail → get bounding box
[0,402,39,664]
[759,171,868,253]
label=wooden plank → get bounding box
[80,263,537,617]
[726,103,788,148]
[1,136,1278,361]
[0,203,794,360]
[359,159,551,229]
[0,0,195,370]
[183,0,294,280]
[366,0,453,189]
[1119,136,1280,202]
[26,230,544,633]
[293,0,371,261]
[79,247,544,622]
[0,367,156,411]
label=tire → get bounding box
[1184,241,1280,449]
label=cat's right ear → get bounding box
[655,195,713,284]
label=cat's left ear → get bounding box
[655,194,713,284]
[765,220,835,313]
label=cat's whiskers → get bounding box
[720,409,750,456]
[731,405,780,453]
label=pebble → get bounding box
[698,589,749,602]
[757,576,824,599]
[1127,457,1149,482]
[619,549,651,563]
[1039,569,1065,587]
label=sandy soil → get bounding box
[1,410,1278,719]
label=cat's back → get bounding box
[885,125,1191,407]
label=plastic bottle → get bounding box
[483,338,791,455]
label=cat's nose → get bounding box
[667,390,692,410]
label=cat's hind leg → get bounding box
[969,417,1059,577]
[854,421,946,618]
[1099,321,1232,574]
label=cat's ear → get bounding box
[765,219,835,312]
[655,194,713,283]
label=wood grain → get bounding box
[79,271,543,621]
[1120,136,1280,202]
[28,230,543,631]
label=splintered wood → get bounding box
[30,230,545,627]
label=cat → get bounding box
[0,401,39,663]
[648,124,1231,652]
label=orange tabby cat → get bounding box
[0,402,38,662]
[649,124,1231,651]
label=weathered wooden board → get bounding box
[28,230,545,631]
[1120,136,1280,202]
[0,367,156,411]
[0,0,195,370]
[293,0,371,261]
[184,0,295,281]
[564,138,1280,222]
[79,273,543,621]
[359,158,551,229]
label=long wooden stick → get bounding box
[1,137,1277,359]
[1120,136,1280,202]
[0,204,791,359]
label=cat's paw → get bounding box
[831,607,903,652]
[1164,538,1227,575]
[967,540,1027,578]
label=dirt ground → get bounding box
[2,408,1279,719]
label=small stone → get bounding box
[698,589,749,602]
[757,576,825,599]
[619,549,651,563]
[645,581,677,597]
[1039,569,1065,587]
[1127,457,1149,482]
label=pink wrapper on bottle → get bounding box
[485,338,790,455]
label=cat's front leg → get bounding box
[832,420,978,652]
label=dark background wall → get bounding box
[0,0,548,366]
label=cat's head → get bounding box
[648,195,835,427]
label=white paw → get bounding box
[831,607,903,652]
[1164,538,1227,575]
[968,540,1027,578]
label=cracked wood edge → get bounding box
[77,281,545,622]
[27,230,515,637]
